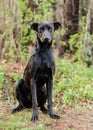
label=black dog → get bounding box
[12,21,61,121]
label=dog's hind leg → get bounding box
[11,104,24,114]
[40,105,49,114]
[11,79,32,114]
[37,87,49,114]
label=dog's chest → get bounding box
[34,52,55,81]
[39,52,54,69]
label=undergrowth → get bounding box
[1,58,93,106]
[54,58,93,106]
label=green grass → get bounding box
[54,58,93,105]
[0,109,52,130]
[1,58,93,106]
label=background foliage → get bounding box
[0,0,93,106]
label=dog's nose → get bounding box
[44,38,49,42]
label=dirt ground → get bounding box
[0,102,93,130]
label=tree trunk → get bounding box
[0,0,20,59]
[83,0,93,67]
[54,0,79,57]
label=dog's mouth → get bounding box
[41,37,52,44]
[43,38,50,44]
[38,36,52,44]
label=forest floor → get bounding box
[0,60,93,130]
[0,102,93,130]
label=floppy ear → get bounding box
[54,22,61,31]
[31,22,39,31]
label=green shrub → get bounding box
[18,0,54,59]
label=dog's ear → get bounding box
[54,22,61,31]
[31,22,39,31]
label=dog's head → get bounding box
[31,21,61,44]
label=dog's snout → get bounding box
[44,37,49,42]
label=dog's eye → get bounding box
[49,28,53,33]
[48,27,50,30]
[47,27,52,32]
[39,28,44,33]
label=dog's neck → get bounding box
[31,37,52,57]
[36,37,52,51]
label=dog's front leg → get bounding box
[30,79,38,121]
[47,79,60,119]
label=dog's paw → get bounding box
[11,108,17,114]
[11,105,24,114]
[31,112,38,121]
[42,109,49,115]
[50,113,60,119]
[40,107,49,114]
